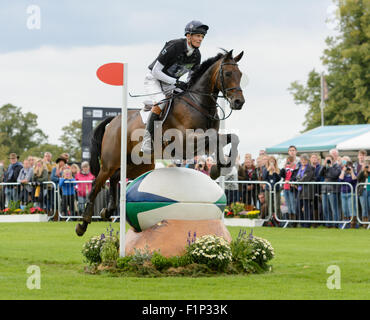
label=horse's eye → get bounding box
[225,72,232,77]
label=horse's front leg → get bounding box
[75,168,114,236]
[210,133,240,180]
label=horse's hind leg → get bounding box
[75,168,113,236]
[100,169,120,221]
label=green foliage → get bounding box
[59,119,82,162]
[100,238,119,265]
[82,235,103,265]
[231,229,275,274]
[82,230,119,266]
[130,246,154,266]
[289,0,370,130]
[116,256,133,270]
[167,255,193,268]
[151,252,173,271]
[0,104,48,159]
[231,229,254,272]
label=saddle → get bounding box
[141,96,174,124]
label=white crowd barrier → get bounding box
[0,179,368,229]
[0,181,57,221]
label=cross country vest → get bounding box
[148,38,201,79]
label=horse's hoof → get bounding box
[100,208,111,221]
[75,223,87,237]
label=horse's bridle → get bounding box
[184,60,242,121]
[217,61,242,102]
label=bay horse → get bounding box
[76,49,245,236]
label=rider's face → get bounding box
[187,33,204,48]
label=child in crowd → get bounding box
[71,163,80,178]
[59,169,77,216]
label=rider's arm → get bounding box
[151,61,177,85]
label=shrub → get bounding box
[151,252,172,271]
[168,255,193,268]
[130,246,154,266]
[82,236,104,265]
[100,238,119,265]
[81,225,119,266]
[116,256,133,269]
[187,235,232,271]
[231,229,275,273]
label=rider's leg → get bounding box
[141,74,166,154]
[141,105,162,154]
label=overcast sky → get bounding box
[0,0,337,159]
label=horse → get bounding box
[75,49,245,236]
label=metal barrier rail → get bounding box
[222,180,273,222]
[0,181,57,221]
[355,182,370,229]
[273,181,355,229]
[1,179,368,230]
[58,180,133,222]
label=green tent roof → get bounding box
[266,124,370,154]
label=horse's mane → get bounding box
[187,52,226,87]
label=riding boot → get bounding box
[141,111,161,154]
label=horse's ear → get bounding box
[234,51,244,62]
[225,49,234,61]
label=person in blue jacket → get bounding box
[59,168,77,216]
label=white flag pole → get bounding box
[120,63,128,257]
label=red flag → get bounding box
[96,63,124,86]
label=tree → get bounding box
[59,119,82,163]
[289,0,370,131]
[20,143,65,162]
[0,104,48,156]
[0,133,10,163]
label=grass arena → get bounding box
[0,221,369,300]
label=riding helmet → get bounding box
[184,20,209,36]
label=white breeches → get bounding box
[144,73,175,110]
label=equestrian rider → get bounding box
[141,20,209,154]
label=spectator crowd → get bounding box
[1,147,369,228]
[173,147,370,229]
[0,152,95,217]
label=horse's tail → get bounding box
[89,116,115,177]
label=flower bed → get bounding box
[0,201,46,215]
[82,226,275,277]
[224,202,261,219]
[0,201,47,222]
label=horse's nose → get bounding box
[233,98,245,109]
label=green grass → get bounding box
[0,222,369,300]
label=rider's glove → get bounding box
[175,80,188,91]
